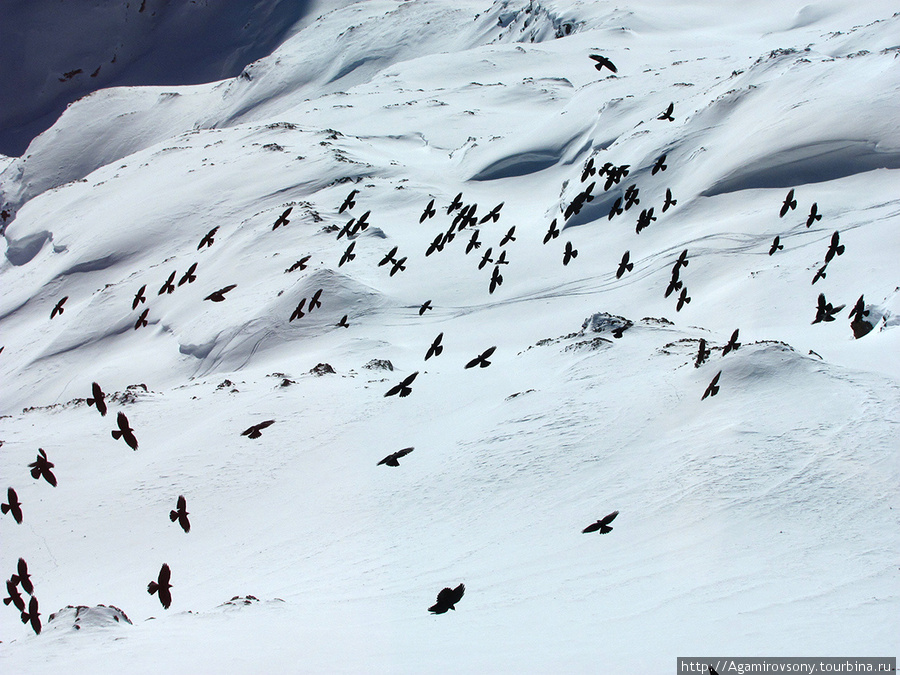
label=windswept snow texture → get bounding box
[1,0,899,672]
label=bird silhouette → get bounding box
[385,372,418,398]
[204,284,236,302]
[86,381,108,416]
[178,262,198,286]
[465,230,482,254]
[465,346,496,369]
[290,298,307,322]
[563,242,578,266]
[272,207,292,229]
[11,558,34,595]
[158,271,176,295]
[664,272,683,298]
[197,226,218,250]
[806,203,822,227]
[824,231,845,263]
[811,263,828,285]
[499,226,516,246]
[4,579,25,611]
[543,219,560,244]
[420,199,436,223]
[336,219,356,240]
[616,251,634,279]
[447,192,463,215]
[241,420,275,439]
[583,510,619,534]
[339,190,358,213]
[623,184,640,211]
[769,236,783,255]
[673,249,689,272]
[780,189,797,217]
[813,293,844,324]
[390,257,408,276]
[336,314,350,328]
[722,329,741,355]
[379,246,399,267]
[480,202,504,224]
[495,250,509,266]
[147,563,172,609]
[50,296,68,319]
[663,188,677,212]
[169,495,190,533]
[309,289,323,311]
[425,333,444,360]
[21,595,41,635]
[657,102,674,121]
[848,294,868,323]
[377,447,414,467]
[478,247,494,270]
[676,286,691,311]
[112,412,139,450]
[589,54,617,73]
[849,294,873,338]
[702,371,722,400]
[419,300,433,316]
[132,284,147,310]
[134,308,149,330]
[28,449,57,486]
[1,487,23,524]
[355,210,371,231]
[426,233,444,257]
[652,154,667,175]
[429,583,465,614]
[489,266,503,294]
[581,157,596,182]
[453,204,477,230]
[635,207,656,234]
[694,338,711,368]
[286,255,311,273]
[608,197,623,220]
[339,241,356,266]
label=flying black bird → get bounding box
[147,563,172,609]
[339,189,358,213]
[563,241,578,266]
[616,251,634,279]
[465,346,496,369]
[465,230,482,254]
[290,298,307,322]
[478,247,494,270]
[390,256,408,276]
[581,157,596,182]
[21,595,41,635]
[336,219,356,240]
[623,184,640,211]
[480,202,504,224]
[286,255,311,273]
[379,246,399,267]
[664,272,683,298]
[673,249,689,272]
[652,154,667,175]
[336,314,350,328]
[377,447,414,467]
[1,487,22,524]
[676,286,691,311]
[495,250,509,266]
[169,495,190,533]
[702,371,721,400]
[132,284,147,310]
[355,210,371,231]
[663,188,677,212]
[658,102,675,121]
[489,266,503,294]
[134,308,149,330]
[11,558,33,595]
[309,289,323,310]
[608,197,623,220]
[204,284,236,302]
[722,329,741,355]
[272,207,292,229]
[543,219,560,244]
[429,583,465,614]
[339,241,356,267]
[812,293,844,324]
[635,207,656,234]
[848,295,868,323]
[589,54,617,73]
[50,296,67,319]
[158,271,176,295]
[112,412,138,450]
[84,381,108,417]
[811,264,828,285]
[425,233,444,257]
[582,510,619,534]
[806,203,822,227]
[385,371,419,398]
[241,420,275,439]
[447,192,463,214]
[694,338,711,368]
[849,294,873,338]
[453,204,476,229]
[197,226,218,250]
[499,226,516,246]
[4,579,25,611]
[425,333,444,360]
[178,262,198,286]
[769,236,783,255]
[28,449,57,487]
[420,199,436,223]
[419,300,433,316]
[824,231,845,263]
[779,189,797,217]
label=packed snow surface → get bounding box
[1,0,898,672]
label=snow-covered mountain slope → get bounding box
[1,1,898,672]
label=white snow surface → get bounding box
[1,0,899,672]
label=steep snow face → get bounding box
[1,0,899,672]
